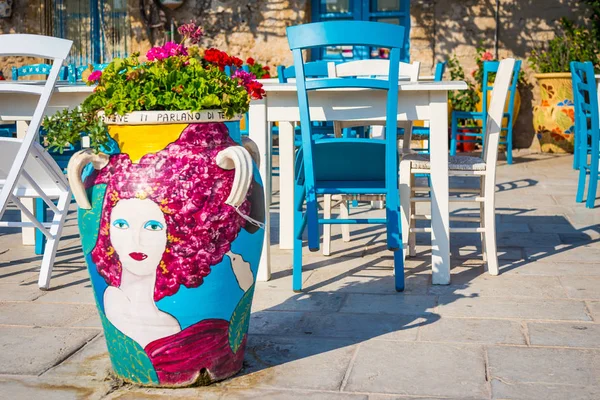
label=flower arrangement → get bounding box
[245,57,271,79]
[43,22,265,152]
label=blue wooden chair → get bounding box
[287,20,405,292]
[12,63,69,81]
[277,61,339,145]
[571,61,599,209]
[450,60,521,164]
[67,63,109,83]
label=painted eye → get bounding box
[112,219,130,229]
[144,220,164,231]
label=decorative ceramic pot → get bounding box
[532,73,575,153]
[67,110,265,387]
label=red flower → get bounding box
[482,51,494,61]
[263,65,270,71]
[246,57,255,65]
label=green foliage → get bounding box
[42,106,108,153]
[529,17,600,73]
[447,54,479,113]
[82,55,250,118]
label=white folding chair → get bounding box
[0,34,73,289]
[322,59,420,256]
[399,58,516,275]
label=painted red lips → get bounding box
[129,252,148,261]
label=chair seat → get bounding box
[401,153,487,171]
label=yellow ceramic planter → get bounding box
[532,73,575,153]
[476,88,521,129]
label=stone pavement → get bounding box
[0,153,599,399]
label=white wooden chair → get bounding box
[322,59,420,256]
[0,34,73,289]
[399,58,516,274]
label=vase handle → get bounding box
[216,145,254,208]
[66,149,110,210]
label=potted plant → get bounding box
[43,22,266,387]
[529,17,600,153]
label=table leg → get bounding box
[428,91,451,285]
[278,121,295,250]
[16,120,36,246]
[249,99,271,281]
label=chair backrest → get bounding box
[277,60,331,82]
[0,34,73,216]
[12,63,69,81]
[68,63,109,83]
[434,61,446,81]
[570,61,600,165]
[481,59,521,119]
[327,59,420,82]
[482,58,516,169]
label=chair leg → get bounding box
[393,249,405,292]
[340,199,351,242]
[482,178,499,275]
[323,194,332,256]
[586,150,599,209]
[399,160,411,262]
[506,123,513,165]
[34,198,47,256]
[450,115,458,156]
[293,183,304,292]
[479,176,487,262]
[576,165,588,203]
[408,173,417,257]
[37,191,70,290]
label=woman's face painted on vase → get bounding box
[109,198,167,276]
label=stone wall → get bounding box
[129,0,308,68]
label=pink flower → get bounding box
[146,42,188,61]
[233,69,257,86]
[482,51,494,61]
[88,70,102,83]
[178,22,204,44]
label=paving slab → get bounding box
[428,273,566,299]
[0,301,97,327]
[418,317,525,345]
[588,301,600,321]
[525,246,600,263]
[106,387,223,400]
[527,322,600,348]
[501,261,600,276]
[344,341,488,399]
[437,295,591,321]
[222,335,356,391]
[487,346,600,386]
[222,388,368,400]
[0,376,111,400]
[251,289,346,313]
[42,334,111,382]
[0,326,98,375]
[0,282,47,302]
[560,276,600,300]
[295,312,422,341]
[340,293,437,317]
[491,380,600,400]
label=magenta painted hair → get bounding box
[89,123,251,301]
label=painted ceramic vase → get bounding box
[67,110,265,387]
[532,73,575,153]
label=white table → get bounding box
[249,80,467,285]
[0,83,93,245]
